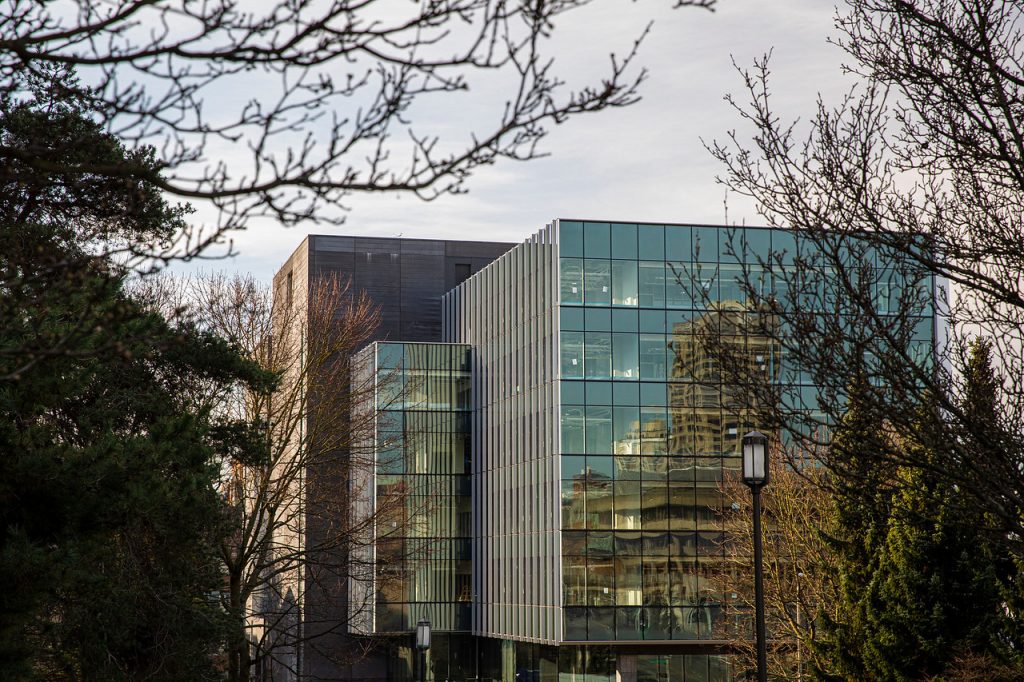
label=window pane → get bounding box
[691,263,718,305]
[612,333,639,380]
[613,406,640,455]
[560,221,584,257]
[561,306,585,330]
[666,264,691,308]
[561,380,585,405]
[584,222,611,258]
[612,260,638,306]
[582,532,612,559]
[561,406,586,453]
[614,456,642,480]
[638,224,664,260]
[614,480,641,530]
[643,557,670,605]
[584,332,612,379]
[642,482,670,530]
[644,606,671,640]
[561,331,584,379]
[587,556,615,605]
[668,481,697,531]
[639,309,665,333]
[586,381,613,405]
[640,407,668,455]
[719,264,746,304]
[561,258,584,304]
[587,455,614,479]
[665,225,691,262]
[564,607,587,640]
[692,227,719,260]
[640,382,667,406]
[563,554,587,606]
[563,530,587,554]
[589,606,615,638]
[562,455,587,480]
[585,259,612,305]
[611,223,638,259]
[585,406,613,453]
[639,334,667,380]
[612,308,639,332]
[586,480,614,529]
[638,261,666,307]
[615,557,643,607]
[617,606,643,640]
[585,307,612,331]
[562,480,586,529]
[613,381,640,406]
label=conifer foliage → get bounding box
[0,68,267,680]
[810,343,1017,680]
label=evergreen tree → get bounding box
[959,340,1024,669]
[862,400,1002,681]
[811,344,1016,680]
[810,371,896,680]
[0,68,267,680]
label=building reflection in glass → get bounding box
[560,299,780,641]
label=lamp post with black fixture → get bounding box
[742,431,769,682]
[415,618,431,682]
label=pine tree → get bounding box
[0,68,268,679]
[810,371,896,680]
[813,342,1015,680]
[862,399,1002,681]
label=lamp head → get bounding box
[742,430,769,488]
[415,619,431,650]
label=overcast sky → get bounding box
[180,1,852,283]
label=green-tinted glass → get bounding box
[584,259,611,305]
[637,224,665,260]
[611,223,638,259]
[611,260,638,306]
[665,225,691,262]
[583,222,611,258]
[561,306,585,330]
[560,220,584,257]
[560,257,584,304]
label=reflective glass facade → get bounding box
[554,220,934,646]
[350,342,473,634]
[340,221,934,680]
[557,221,783,643]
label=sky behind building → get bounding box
[177,1,851,283]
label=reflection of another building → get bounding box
[669,301,780,461]
[560,298,783,647]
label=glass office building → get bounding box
[336,220,935,681]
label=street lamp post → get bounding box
[415,618,431,682]
[742,430,769,682]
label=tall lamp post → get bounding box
[415,618,431,682]
[742,430,769,682]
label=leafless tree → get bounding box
[163,272,404,681]
[2,0,718,383]
[702,0,1024,550]
[2,0,716,236]
[717,451,839,680]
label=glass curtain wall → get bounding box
[366,342,474,633]
[560,221,770,646]
[557,220,935,648]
